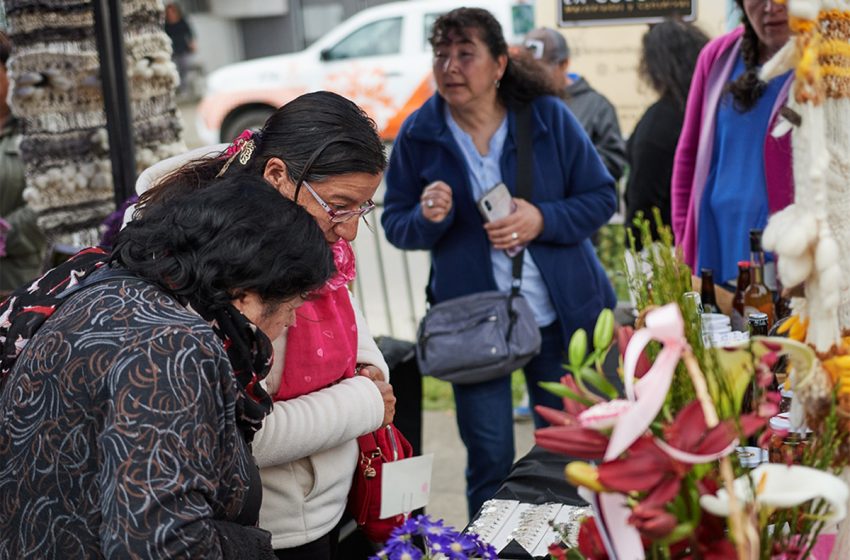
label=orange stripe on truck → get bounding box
[380,75,435,141]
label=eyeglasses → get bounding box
[301,180,376,223]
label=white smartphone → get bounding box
[477,182,514,222]
[476,183,525,257]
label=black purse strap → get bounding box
[511,104,534,298]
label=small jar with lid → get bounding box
[768,414,811,465]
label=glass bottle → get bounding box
[748,312,770,336]
[700,268,720,314]
[743,230,776,329]
[731,261,751,331]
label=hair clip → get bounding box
[238,138,255,165]
[217,130,257,178]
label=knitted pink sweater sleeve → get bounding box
[670,29,742,247]
[671,43,713,244]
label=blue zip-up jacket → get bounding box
[382,94,617,346]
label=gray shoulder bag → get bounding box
[415,104,542,384]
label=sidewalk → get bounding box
[423,409,535,529]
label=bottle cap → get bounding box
[769,413,812,434]
[735,446,767,468]
[737,260,750,269]
[700,268,713,278]
[748,312,769,322]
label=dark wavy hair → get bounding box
[726,0,768,112]
[429,8,556,108]
[639,20,709,111]
[139,91,388,210]
[0,30,11,65]
[111,176,334,312]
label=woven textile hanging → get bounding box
[3,0,185,245]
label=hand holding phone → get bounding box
[477,183,525,257]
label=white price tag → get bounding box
[379,454,434,519]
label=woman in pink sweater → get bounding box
[671,0,793,297]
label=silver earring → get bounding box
[495,79,501,89]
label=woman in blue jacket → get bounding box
[381,7,617,518]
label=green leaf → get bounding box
[578,367,618,399]
[538,381,596,407]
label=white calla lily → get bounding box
[700,464,849,522]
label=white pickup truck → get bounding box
[196,0,535,144]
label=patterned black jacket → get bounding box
[0,278,272,559]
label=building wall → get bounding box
[189,13,244,72]
[536,1,731,136]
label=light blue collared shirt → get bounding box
[445,107,557,327]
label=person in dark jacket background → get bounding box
[624,20,709,248]
[382,8,616,519]
[524,27,626,183]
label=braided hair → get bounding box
[726,0,768,112]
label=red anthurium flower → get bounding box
[667,505,737,559]
[561,374,594,416]
[663,401,765,453]
[547,542,568,560]
[629,504,677,540]
[599,403,767,507]
[690,510,739,560]
[577,517,610,560]
[597,436,685,507]
[535,425,610,460]
[535,405,575,427]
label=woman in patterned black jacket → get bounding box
[0,177,334,559]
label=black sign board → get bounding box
[559,0,696,27]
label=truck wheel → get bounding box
[221,108,274,143]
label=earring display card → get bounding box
[467,499,592,559]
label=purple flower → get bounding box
[372,515,496,560]
[385,541,423,560]
[418,516,452,539]
[467,533,499,559]
[369,537,422,560]
[443,533,481,559]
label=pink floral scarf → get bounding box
[275,239,359,401]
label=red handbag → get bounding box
[347,424,414,542]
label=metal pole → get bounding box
[92,0,136,206]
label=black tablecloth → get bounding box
[491,445,586,507]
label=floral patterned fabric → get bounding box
[0,277,268,558]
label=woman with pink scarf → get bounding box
[134,92,394,560]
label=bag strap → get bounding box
[503,105,535,344]
[510,104,534,298]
